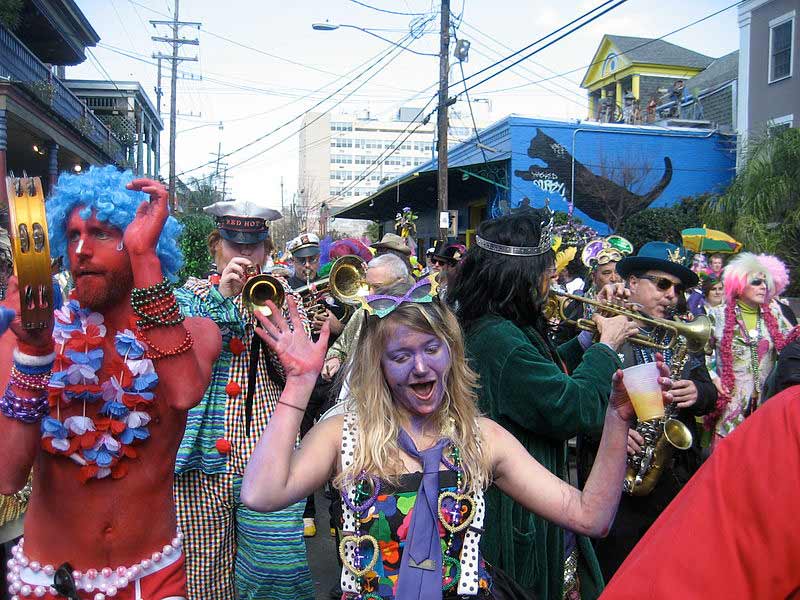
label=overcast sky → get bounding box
[69,0,739,212]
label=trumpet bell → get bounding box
[242,274,285,316]
[329,255,368,305]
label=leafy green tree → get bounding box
[0,0,23,30]
[177,213,215,284]
[182,176,219,214]
[703,128,800,294]
[365,221,381,242]
[616,195,706,251]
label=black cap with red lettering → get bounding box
[204,199,282,244]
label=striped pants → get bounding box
[174,470,314,600]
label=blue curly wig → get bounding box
[47,165,184,281]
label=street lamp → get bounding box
[311,22,437,57]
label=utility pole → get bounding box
[280,177,285,214]
[437,0,451,242]
[155,57,162,118]
[151,0,200,211]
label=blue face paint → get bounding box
[381,325,451,429]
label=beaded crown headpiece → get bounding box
[475,208,554,257]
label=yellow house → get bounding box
[582,35,714,122]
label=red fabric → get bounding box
[38,553,187,600]
[602,386,800,599]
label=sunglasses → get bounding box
[430,258,450,267]
[749,278,766,287]
[359,277,439,318]
[638,274,685,295]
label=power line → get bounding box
[176,32,416,177]
[221,41,425,175]
[455,0,630,98]
[478,0,743,95]
[457,19,586,101]
[348,0,428,16]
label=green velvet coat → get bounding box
[465,315,622,600]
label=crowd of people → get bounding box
[0,165,797,600]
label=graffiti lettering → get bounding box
[549,142,567,157]
[533,179,566,196]
[526,170,559,181]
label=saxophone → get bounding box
[623,314,710,496]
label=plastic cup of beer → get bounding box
[622,362,664,421]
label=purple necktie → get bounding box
[395,429,449,600]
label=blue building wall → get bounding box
[504,117,736,233]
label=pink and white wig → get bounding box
[707,251,790,430]
[722,252,789,304]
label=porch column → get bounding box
[154,128,160,178]
[136,107,144,176]
[0,109,8,227]
[146,119,153,177]
[48,142,59,192]
[632,74,640,101]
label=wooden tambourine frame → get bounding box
[6,176,53,330]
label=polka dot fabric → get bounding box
[339,411,360,594]
[338,412,486,597]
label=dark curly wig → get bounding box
[449,209,555,334]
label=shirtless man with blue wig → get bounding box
[0,165,220,600]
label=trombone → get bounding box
[545,291,711,352]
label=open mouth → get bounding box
[409,381,436,400]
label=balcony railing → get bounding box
[0,23,125,164]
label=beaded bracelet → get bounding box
[141,328,194,359]
[0,387,48,424]
[131,278,172,303]
[13,360,54,376]
[10,366,50,391]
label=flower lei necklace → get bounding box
[41,300,158,483]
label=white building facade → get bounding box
[298,103,490,235]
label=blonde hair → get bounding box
[334,297,491,493]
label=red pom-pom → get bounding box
[225,381,241,397]
[229,337,245,356]
[215,438,231,454]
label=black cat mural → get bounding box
[513,129,673,229]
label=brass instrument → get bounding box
[545,291,709,351]
[294,255,368,321]
[6,175,53,330]
[241,265,285,316]
[623,314,711,496]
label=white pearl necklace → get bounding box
[6,530,183,600]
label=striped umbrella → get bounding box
[681,226,742,254]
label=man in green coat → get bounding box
[449,211,637,600]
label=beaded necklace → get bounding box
[339,443,472,599]
[736,303,763,411]
[41,300,158,483]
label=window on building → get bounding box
[331,155,353,164]
[769,12,794,83]
[768,114,794,134]
[331,122,353,131]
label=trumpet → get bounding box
[544,291,711,352]
[241,266,285,316]
[294,254,368,321]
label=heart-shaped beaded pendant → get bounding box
[339,534,379,577]
[437,491,476,534]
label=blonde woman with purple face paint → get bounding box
[241,281,672,600]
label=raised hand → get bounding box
[123,178,169,257]
[254,296,329,385]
